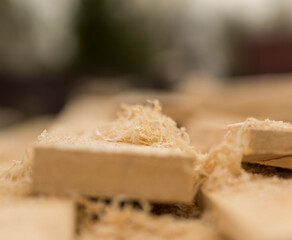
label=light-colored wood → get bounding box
[0,117,52,170]
[186,111,244,152]
[32,141,195,203]
[247,129,292,154]
[50,95,116,135]
[241,129,292,169]
[112,91,197,126]
[32,96,196,203]
[201,74,292,122]
[0,198,75,240]
[203,178,292,240]
[79,209,221,240]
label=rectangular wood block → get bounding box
[32,141,195,203]
[245,129,292,154]
[239,129,292,169]
[203,179,292,240]
[0,198,75,240]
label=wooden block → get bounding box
[32,95,196,203]
[239,129,292,169]
[0,198,75,240]
[244,129,292,154]
[203,178,292,240]
[32,140,195,203]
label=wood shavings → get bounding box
[93,100,194,154]
[77,198,219,240]
[0,149,32,197]
[227,117,292,132]
[197,117,292,178]
[197,117,292,192]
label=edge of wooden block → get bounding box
[32,143,196,203]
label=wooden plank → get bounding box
[32,141,195,203]
[246,129,292,154]
[240,129,292,169]
[203,178,292,240]
[201,74,292,122]
[0,198,75,240]
[32,95,196,203]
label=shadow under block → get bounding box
[32,141,195,203]
[0,198,75,240]
[80,212,222,240]
[239,129,292,169]
[203,179,292,240]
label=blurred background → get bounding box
[1,0,292,129]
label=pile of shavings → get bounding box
[77,197,217,240]
[94,100,194,153]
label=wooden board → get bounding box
[203,178,292,240]
[32,141,195,203]
[240,129,292,169]
[32,96,196,203]
[0,198,75,240]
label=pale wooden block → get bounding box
[32,94,196,203]
[245,129,292,154]
[240,129,292,169]
[203,178,292,240]
[0,198,75,240]
[32,141,195,203]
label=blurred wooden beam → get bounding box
[239,128,292,169]
[0,198,75,240]
[203,178,292,240]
